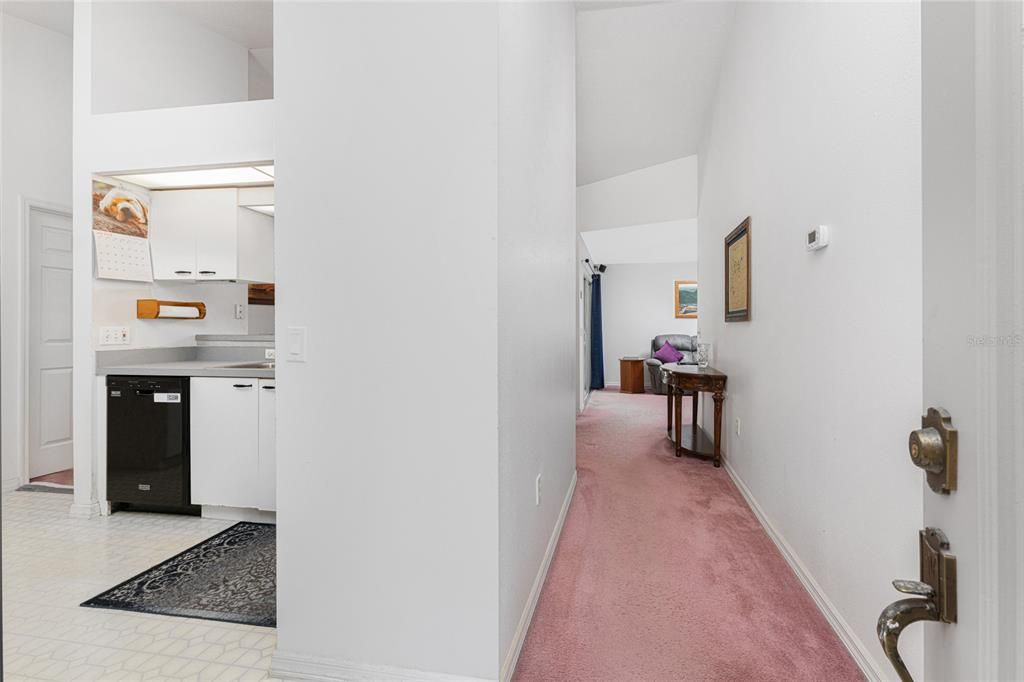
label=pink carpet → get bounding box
[514,389,863,682]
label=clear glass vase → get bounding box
[697,343,710,368]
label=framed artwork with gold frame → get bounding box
[724,217,751,322]
[674,280,697,319]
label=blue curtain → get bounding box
[589,273,605,390]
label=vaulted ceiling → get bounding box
[575,1,736,185]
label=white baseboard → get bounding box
[2,476,22,493]
[201,505,277,524]
[500,469,578,682]
[722,461,885,682]
[68,501,100,519]
[270,651,491,682]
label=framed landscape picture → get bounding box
[724,217,751,322]
[675,280,697,319]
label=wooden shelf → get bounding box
[668,423,718,461]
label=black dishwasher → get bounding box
[107,376,197,514]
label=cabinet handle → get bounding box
[262,385,275,390]
[174,270,192,275]
[232,383,253,389]
[199,270,217,275]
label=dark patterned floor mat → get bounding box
[82,522,275,627]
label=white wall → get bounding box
[580,218,698,265]
[274,4,575,679]
[274,3,500,678]
[92,280,249,349]
[696,3,923,680]
[600,262,697,386]
[247,303,274,335]
[0,13,73,490]
[577,154,697,232]
[91,1,249,114]
[497,3,576,679]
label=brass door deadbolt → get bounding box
[908,407,957,494]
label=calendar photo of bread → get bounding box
[92,178,150,238]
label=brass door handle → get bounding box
[877,595,939,682]
[877,529,957,682]
[909,407,957,494]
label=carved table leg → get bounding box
[674,387,682,457]
[712,390,725,467]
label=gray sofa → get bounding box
[645,334,697,395]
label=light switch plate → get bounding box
[286,326,306,362]
[100,326,131,346]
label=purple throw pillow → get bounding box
[653,341,683,364]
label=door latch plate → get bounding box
[920,527,957,623]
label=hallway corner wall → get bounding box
[273,3,502,679]
[696,3,924,680]
[497,3,577,677]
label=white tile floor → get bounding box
[2,491,278,681]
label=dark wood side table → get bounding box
[660,364,727,467]
[619,358,646,394]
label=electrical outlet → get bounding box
[734,417,741,437]
[100,326,131,346]
[535,474,542,506]
[234,304,245,320]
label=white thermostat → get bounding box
[806,225,830,251]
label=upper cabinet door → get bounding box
[150,188,274,283]
[150,191,199,281]
[194,189,241,281]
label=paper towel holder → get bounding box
[136,299,207,320]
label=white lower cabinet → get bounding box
[257,379,276,510]
[191,376,275,511]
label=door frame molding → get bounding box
[970,3,1022,679]
[18,197,73,488]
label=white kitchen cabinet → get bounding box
[257,379,276,511]
[190,377,260,508]
[149,190,201,281]
[150,189,274,282]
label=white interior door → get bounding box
[28,208,74,479]
[915,3,1022,680]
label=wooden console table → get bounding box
[660,364,727,467]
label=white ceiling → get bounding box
[576,1,735,185]
[2,1,73,36]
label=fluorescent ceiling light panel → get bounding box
[112,167,273,189]
[254,165,274,178]
[246,205,275,216]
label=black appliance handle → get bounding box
[262,385,275,390]
[233,383,253,389]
